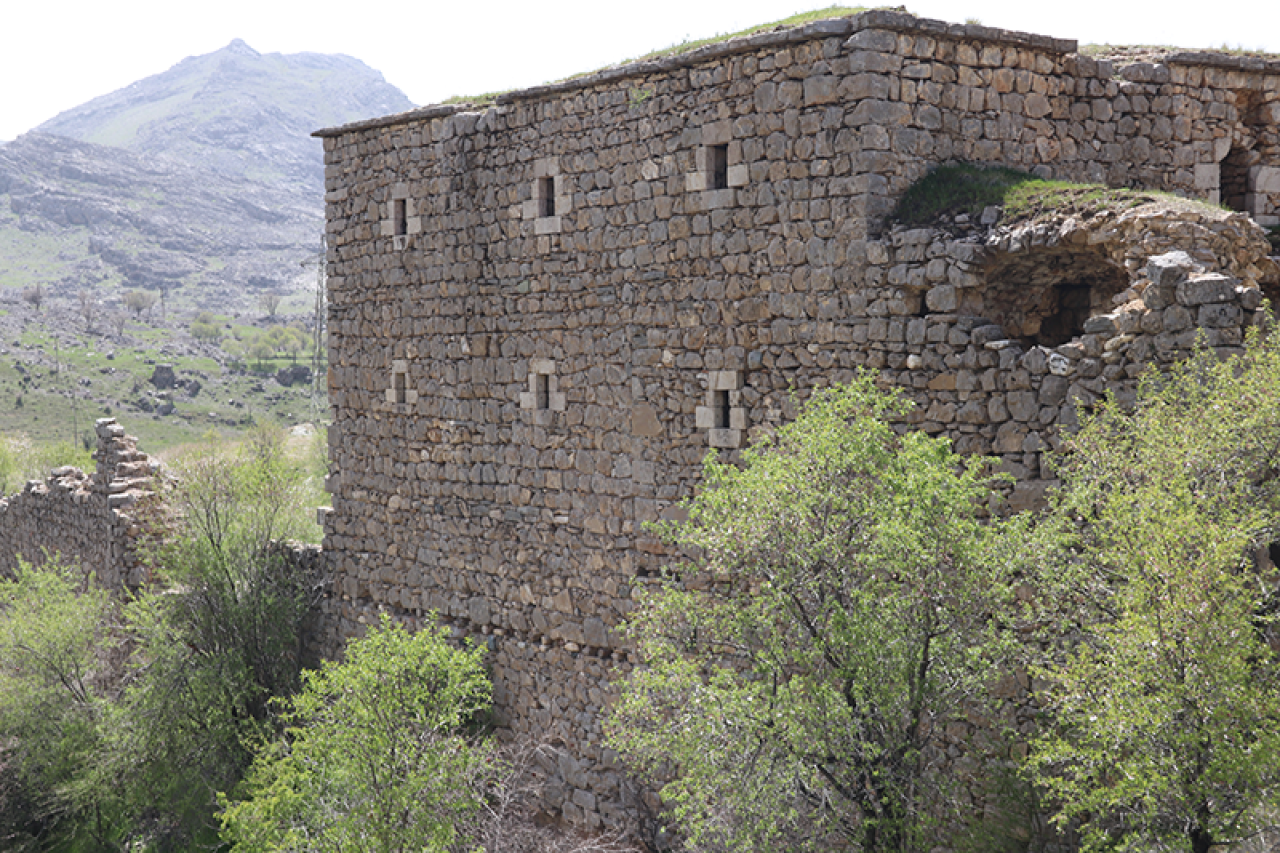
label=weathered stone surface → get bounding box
[307,5,1280,833]
[149,364,177,389]
[0,419,158,589]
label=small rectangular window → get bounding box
[393,370,407,404]
[535,373,550,410]
[538,177,556,218]
[713,389,730,429]
[394,199,408,236]
[709,145,729,191]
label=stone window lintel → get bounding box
[697,370,746,446]
[385,360,417,405]
[521,360,565,412]
[523,160,571,232]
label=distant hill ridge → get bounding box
[37,39,411,193]
[0,40,413,305]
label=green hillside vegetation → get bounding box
[0,207,111,292]
[610,334,1280,852]
[0,300,325,459]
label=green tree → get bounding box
[122,289,158,319]
[1027,336,1280,853]
[259,293,282,321]
[0,558,117,849]
[280,326,307,364]
[608,377,1026,852]
[219,613,492,853]
[87,426,323,847]
[191,311,224,343]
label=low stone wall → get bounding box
[0,418,158,588]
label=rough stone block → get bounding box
[1176,274,1237,306]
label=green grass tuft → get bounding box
[627,6,865,63]
[442,6,864,105]
[890,163,1219,227]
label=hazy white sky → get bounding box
[3,0,1279,142]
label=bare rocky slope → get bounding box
[0,40,412,309]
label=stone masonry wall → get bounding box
[314,9,1280,833]
[0,418,157,589]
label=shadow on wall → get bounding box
[977,248,1130,348]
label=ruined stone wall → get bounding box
[0,418,157,588]
[314,9,1280,832]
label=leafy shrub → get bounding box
[220,614,492,852]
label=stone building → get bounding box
[312,9,1280,831]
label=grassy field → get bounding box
[0,306,326,460]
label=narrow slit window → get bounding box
[394,198,408,236]
[538,177,556,218]
[709,144,729,191]
[535,373,550,409]
[713,389,730,429]
[393,370,407,404]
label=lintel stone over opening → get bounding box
[520,358,566,425]
[695,369,746,448]
[380,184,420,250]
[385,359,417,406]
[686,121,747,210]
[521,159,572,235]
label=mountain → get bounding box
[0,132,318,302]
[0,41,412,306]
[37,40,410,195]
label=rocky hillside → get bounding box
[0,132,318,305]
[0,40,411,308]
[37,39,410,194]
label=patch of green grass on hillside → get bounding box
[0,209,96,290]
[890,163,1214,227]
[444,5,864,104]
[1,321,325,456]
[80,91,194,148]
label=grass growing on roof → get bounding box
[628,6,865,62]
[441,6,864,105]
[890,163,1219,227]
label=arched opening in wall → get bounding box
[979,249,1130,348]
[1221,146,1253,214]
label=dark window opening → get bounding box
[535,373,550,410]
[394,199,407,236]
[1033,284,1094,347]
[1220,147,1252,213]
[713,389,731,429]
[709,144,729,190]
[393,371,407,404]
[538,177,556,218]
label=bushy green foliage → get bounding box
[219,614,492,853]
[190,311,224,342]
[221,325,310,371]
[1028,334,1280,853]
[0,558,116,849]
[0,426,324,850]
[122,289,158,318]
[91,425,324,845]
[608,377,1029,852]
